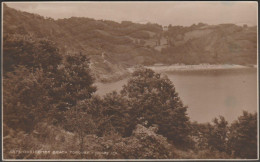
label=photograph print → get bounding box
[2,1,258,160]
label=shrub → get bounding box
[112,124,176,159]
[228,111,257,159]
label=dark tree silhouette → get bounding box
[121,67,191,148]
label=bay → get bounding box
[95,68,257,123]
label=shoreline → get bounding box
[98,64,257,83]
[127,64,257,73]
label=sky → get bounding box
[4,1,258,26]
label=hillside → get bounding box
[3,4,257,81]
[162,23,257,65]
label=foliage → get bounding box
[100,92,132,136]
[3,61,258,159]
[3,67,52,132]
[192,116,229,152]
[47,53,96,124]
[78,92,132,137]
[112,124,176,159]
[3,34,64,131]
[64,105,96,156]
[121,66,191,148]
[4,4,257,69]
[3,123,176,159]
[191,112,257,159]
[129,30,150,39]
[190,122,210,150]
[82,96,116,136]
[3,122,80,159]
[207,116,229,152]
[3,34,96,132]
[228,111,257,159]
[3,34,62,73]
[3,124,42,159]
[2,25,257,159]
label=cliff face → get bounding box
[3,4,257,80]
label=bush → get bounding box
[228,111,257,159]
[112,124,176,159]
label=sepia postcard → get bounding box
[1,1,258,161]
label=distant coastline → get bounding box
[96,64,257,83]
[127,64,257,73]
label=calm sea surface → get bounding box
[95,68,257,123]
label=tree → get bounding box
[3,34,64,131]
[3,34,62,73]
[82,96,116,136]
[228,111,257,159]
[65,103,96,157]
[81,92,132,137]
[101,91,132,136]
[49,53,96,124]
[190,121,211,150]
[3,34,96,130]
[121,67,191,148]
[191,116,229,153]
[3,67,52,132]
[207,116,229,152]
